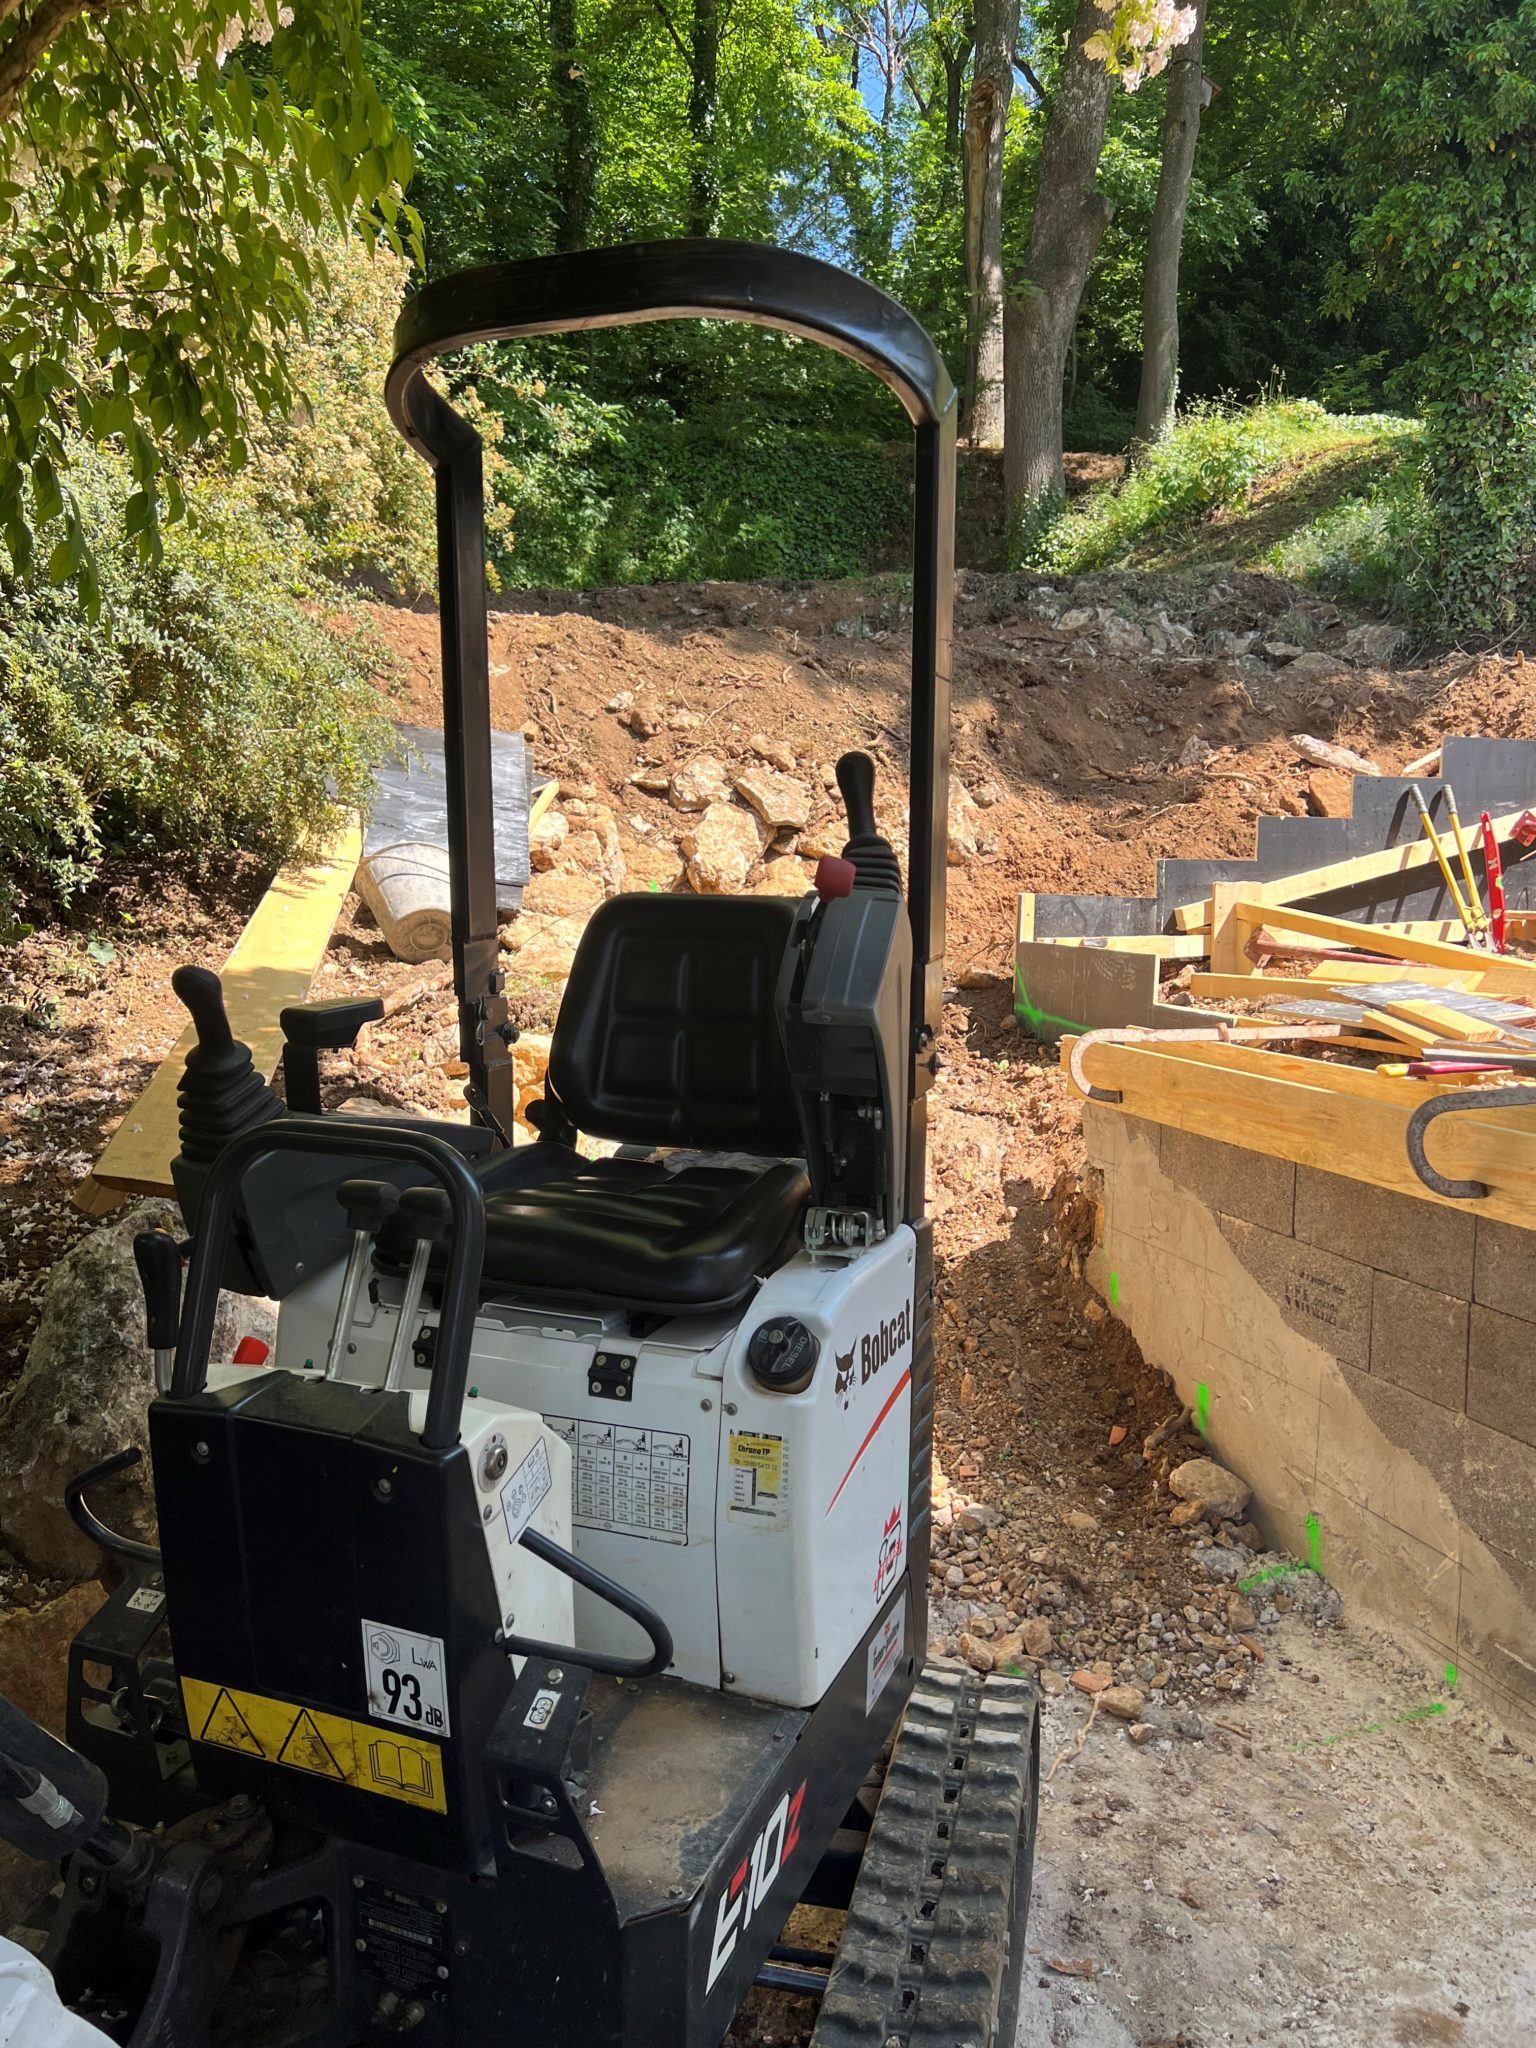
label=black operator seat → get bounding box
[400,895,809,1315]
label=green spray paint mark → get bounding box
[1013,962,1087,1039]
[1194,1383,1210,1437]
[1290,1698,1447,1753]
[1108,1271,1119,1308]
[1445,1662,1458,1691]
[1306,1512,1322,1575]
[647,879,660,893]
[1238,1561,1315,1592]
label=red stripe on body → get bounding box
[824,1368,912,1517]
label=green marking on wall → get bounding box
[1108,1270,1119,1308]
[1445,1662,1458,1691]
[1305,1512,1322,1575]
[1012,962,1087,1038]
[1195,1382,1210,1437]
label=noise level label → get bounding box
[181,1677,448,1813]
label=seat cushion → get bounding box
[480,1157,810,1315]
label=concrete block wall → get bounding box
[1083,1104,1536,1740]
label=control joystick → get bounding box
[171,965,283,1164]
[835,751,902,897]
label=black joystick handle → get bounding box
[400,1185,453,1244]
[172,965,234,1056]
[337,1178,401,1236]
[837,751,879,842]
[835,749,902,897]
[133,1230,182,1354]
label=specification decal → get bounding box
[180,1676,447,1812]
[362,1621,450,1735]
[728,1430,787,1518]
[354,1878,450,1997]
[499,1437,553,1546]
[544,1415,690,1544]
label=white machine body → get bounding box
[273,1224,916,1709]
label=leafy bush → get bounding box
[1016,397,1401,575]
[480,365,910,588]
[0,443,388,933]
[1268,440,1433,616]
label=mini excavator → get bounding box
[0,241,1038,2048]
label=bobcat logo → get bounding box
[834,1346,856,1408]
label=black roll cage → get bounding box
[385,237,955,1223]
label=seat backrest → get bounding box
[547,895,804,1155]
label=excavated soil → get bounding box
[3,565,1536,2041]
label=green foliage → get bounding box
[1267,441,1431,614]
[0,443,388,931]
[1340,2,1536,629]
[1016,397,1391,574]
[482,360,909,587]
[0,0,415,588]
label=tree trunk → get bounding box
[1002,0,1116,519]
[962,0,1018,446]
[937,32,971,158]
[687,0,721,237]
[549,0,595,252]
[1131,1,1208,454]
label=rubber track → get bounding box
[809,1661,1037,2048]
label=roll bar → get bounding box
[385,238,955,1222]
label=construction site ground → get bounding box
[3,563,1535,2044]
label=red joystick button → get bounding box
[232,1336,270,1366]
[814,855,856,901]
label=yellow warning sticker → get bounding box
[728,1429,785,1517]
[180,1678,447,1813]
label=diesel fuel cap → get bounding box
[747,1317,819,1394]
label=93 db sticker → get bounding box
[362,1622,450,1737]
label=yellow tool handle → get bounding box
[1442,785,1487,929]
[1411,787,1477,938]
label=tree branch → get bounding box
[645,0,692,65]
[1013,50,1046,102]
[0,0,99,121]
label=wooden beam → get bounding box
[81,825,362,1204]
[1062,1032,1459,1105]
[1233,899,1536,994]
[1210,882,1256,976]
[1016,893,1036,947]
[1168,806,1533,929]
[1360,1008,1439,1052]
[1062,1037,1536,1223]
[1040,932,1208,959]
[1379,998,1507,1045]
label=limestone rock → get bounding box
[680,802,764,893]
[1020,1616,1054,1659]
[1039,1668,1068,1696]
[750,859,814,897]
[1098,1685,1146,1722]
[522,870,605,919]
[506,920,584,990]
[749,734,797,774]
[958,1633,995,1674]
[669,755,733,812]
[561,805,625,895]
[1168,1456,1251,1524]
[0,1204,275,1578]
[629,768,671,796]
[528,808,568,872]
[1306,769,1353,818]
[990,1632,1026,1670]
[948,779,981,865]
[0,1585,106,1732]
[1342,622,1404,667]
[733,768,811,833]
[1070,1669,1110,1696]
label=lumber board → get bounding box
[82,824,363,1203]
[1232,899,1536,994]
[1168,805,1533,930]
[1062,1032,1458,1104]
[1040,933,1209,959]
[1360,1008,1439,1052]
[1185,968,1475,1004]
[1380,998,1505,1045]
[1062,1038,1536,1224]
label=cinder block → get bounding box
[1468,1305,1536,1452]
[1319,1365,1463,1561]
[1371,1273,1469,1412]
[1078,1099,1125,1170]
[1473,1217,1536,1326]
[1294,1164,1474,1299]
[1113,1240,1206,1383]
[1217,1214,1371,1368]
[1202,1244,1326,1402]
[1456,1538,1536,1726]
[1160,1126,1295,1235]
[1311,1478,1459,1654]
[1463,1419,1536,1573]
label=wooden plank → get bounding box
[1380,998,1506,1045]
[1042,933,1208,959]
[82,825,363,1203]
[1186,968,1476,1004]
[1062,1038,1536,1223]
[1233,899,1536,994]
[1306,960,1476,990]
[1016,893,1036,946]
[1210,881,1256,977]
[1360,1008,1439,1052]
[1062,1033,1458,1104]
[1168,806,1533,929]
